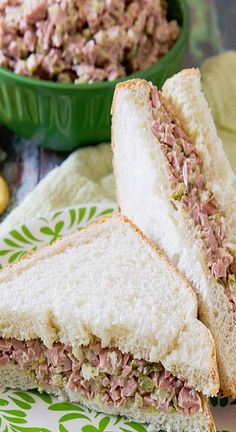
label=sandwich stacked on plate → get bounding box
[112,69,236,398]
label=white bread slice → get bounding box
[0,216,218,397]
[162,69,236,224]
[0,364,215,432]
[111,72,236,396]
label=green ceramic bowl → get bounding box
[0,0,189,151]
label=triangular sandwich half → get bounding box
[0,217,218,431]
[112,70,236,397]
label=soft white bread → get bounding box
[162,69,236,228]
[111,72,236,396]
[0,216,218,396]
[0,364,215,432]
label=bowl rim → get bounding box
[0,0,189,91]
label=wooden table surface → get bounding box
[0,0,235,220]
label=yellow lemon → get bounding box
[0,176,9,214]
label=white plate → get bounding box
[0,202,235,432]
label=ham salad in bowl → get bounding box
[1,0,179,83]
[0,0,189,149]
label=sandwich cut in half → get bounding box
[0,216,218,432]
[112,70,236,397]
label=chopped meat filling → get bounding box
[150,86,236,320]
[0,0,179,83]
[0,337,202,414]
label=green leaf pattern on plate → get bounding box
[0,203,116,267]
[0,390,234,432]
[0,203,235,431]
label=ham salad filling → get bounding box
[0,337,202,414]
[150,86,236,320]
[0,0,179,83]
